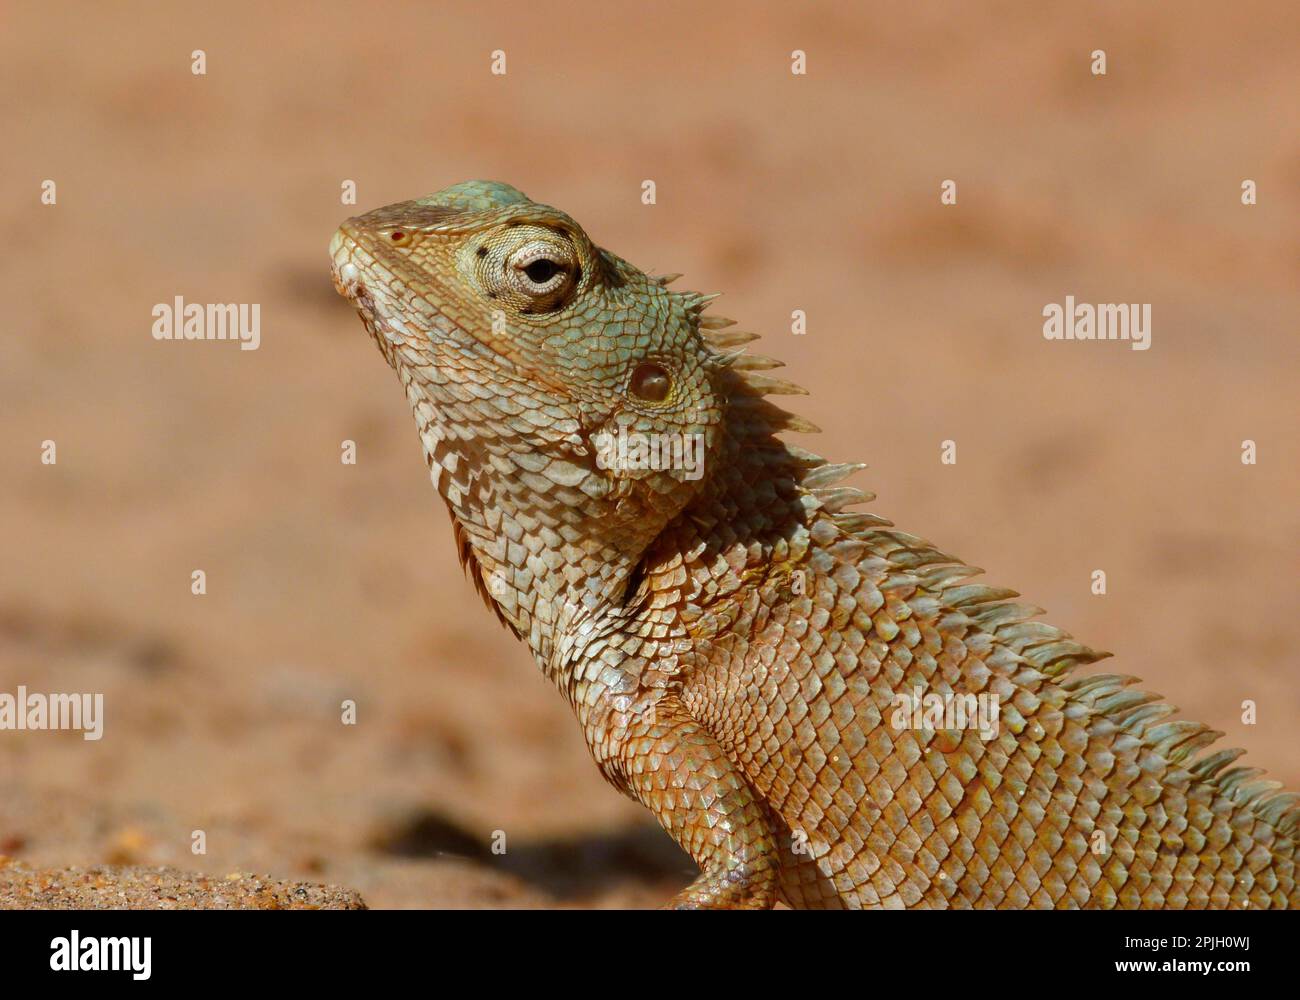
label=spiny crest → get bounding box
[939,559,1298,838]
[908,550,1297,838]
[687,298,826,447]
[1064,674,1300,837]
[690,297,878,521]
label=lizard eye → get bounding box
[506,240,575,298]
[629,362,672,403]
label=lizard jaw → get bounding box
[329,221,546,376]
[328,224,418,368]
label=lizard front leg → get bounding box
[603,695,780,909]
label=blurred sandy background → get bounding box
[1,1,1296,907]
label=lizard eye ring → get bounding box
[506,240,574,297]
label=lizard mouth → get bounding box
[329,228,363,301]
[328,225,418,350]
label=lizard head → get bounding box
[330,181,732,633]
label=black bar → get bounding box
[0,909,1292,986]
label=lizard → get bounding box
[329,180,1298,909]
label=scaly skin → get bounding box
[330,181,1298,908]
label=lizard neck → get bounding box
[635,409,820,640]
[415,367,814,685]
[414,420,669,673]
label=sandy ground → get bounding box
[1,2,1296,908]
[0,859,365,910]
